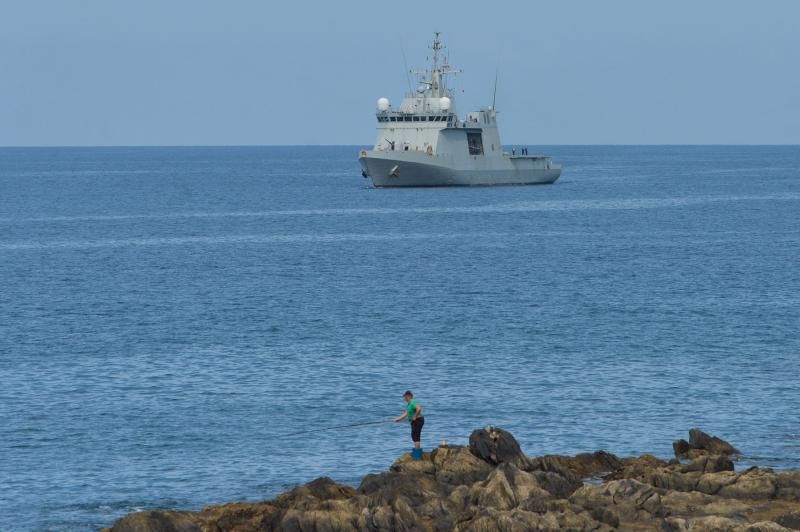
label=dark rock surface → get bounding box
[107,428,800,531]
[467,426,527,467]
[674,427,741,458]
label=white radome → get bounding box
[377,97,390,111]
[439,96,451,111]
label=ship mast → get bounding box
[414,32,458,99]
[431,32,442,98]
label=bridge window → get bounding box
[467,132,484,155]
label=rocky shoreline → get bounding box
[108,428,800,531]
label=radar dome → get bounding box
[439,97,451,111]
[377,97,390,111]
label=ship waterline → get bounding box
[359,149,560,187]
[359,32,561,188]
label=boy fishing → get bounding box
[394,390,424,448]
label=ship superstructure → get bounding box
[358,33,561,187]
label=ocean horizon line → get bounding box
[1,143,799,149]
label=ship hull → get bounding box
[359,152,560,188]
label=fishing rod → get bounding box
[285,419,395,437]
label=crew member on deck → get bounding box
[394,390,424,449]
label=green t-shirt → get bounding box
[406,399,420,422]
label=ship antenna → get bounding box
[431,32,442,97]
[492,69,498,110]
[400,40,414,96]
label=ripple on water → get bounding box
[1,145,799,531]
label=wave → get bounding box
[1,193,799,224]
[0,231,525,250]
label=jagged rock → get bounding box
[528,469,582,499]
[659,488,746,516]
[674,438,692,457]
[607,453,670,481]
[641,466,699,492]
[280,501,362,532]
[457,506,610,532]
[358,471,443,507]
[108,511,202,532]
[199,502,281,531]
[689,428,739,455]
[528,450,623,479]
[524,455,582,486]
[107,427,800,532]
[468,427,527,468]
[432,445,494,486]
[468,463,551,511]
[680,454,735,474]
[275,477,356,509]
[570,478,664,524]
[717,468,778,500]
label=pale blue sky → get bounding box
[1,0,798,146]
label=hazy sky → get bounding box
[1,0,798,146]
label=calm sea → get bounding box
[1,146,798,531]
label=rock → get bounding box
[198,502,280,531]
[694,470,740,495]
[607,453,670,481]
[524,455,581,485]
[528,469,582,499]
[688,428,740,456]
[641,466,698,492]
[457,506,610,532]
[358,471,443,507]
[275,477,356,509]
[529,450,623,479]
[569,478,663,524]
[107,427,800,532]
[279,502,362,532]
[775,510,800,529]
[431,445,493,486]
[390,450,437,476]
[468,427,527,468]
[773,471,800,500]
[680,454,735,474]
[743,522,793,532]
[674,438,692,457]
[673,429,740,458]
[469,463,552,511]
[659,488,744,516]
[108,511,202,532]
[664,515,746,531]
[717,468,778,500]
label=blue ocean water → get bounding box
[1,145,798,531]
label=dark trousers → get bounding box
[410,417,425,442]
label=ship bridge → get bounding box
[372,33,502,156]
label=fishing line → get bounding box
[285,419,394,437]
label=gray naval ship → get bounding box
[359,33,561,187]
